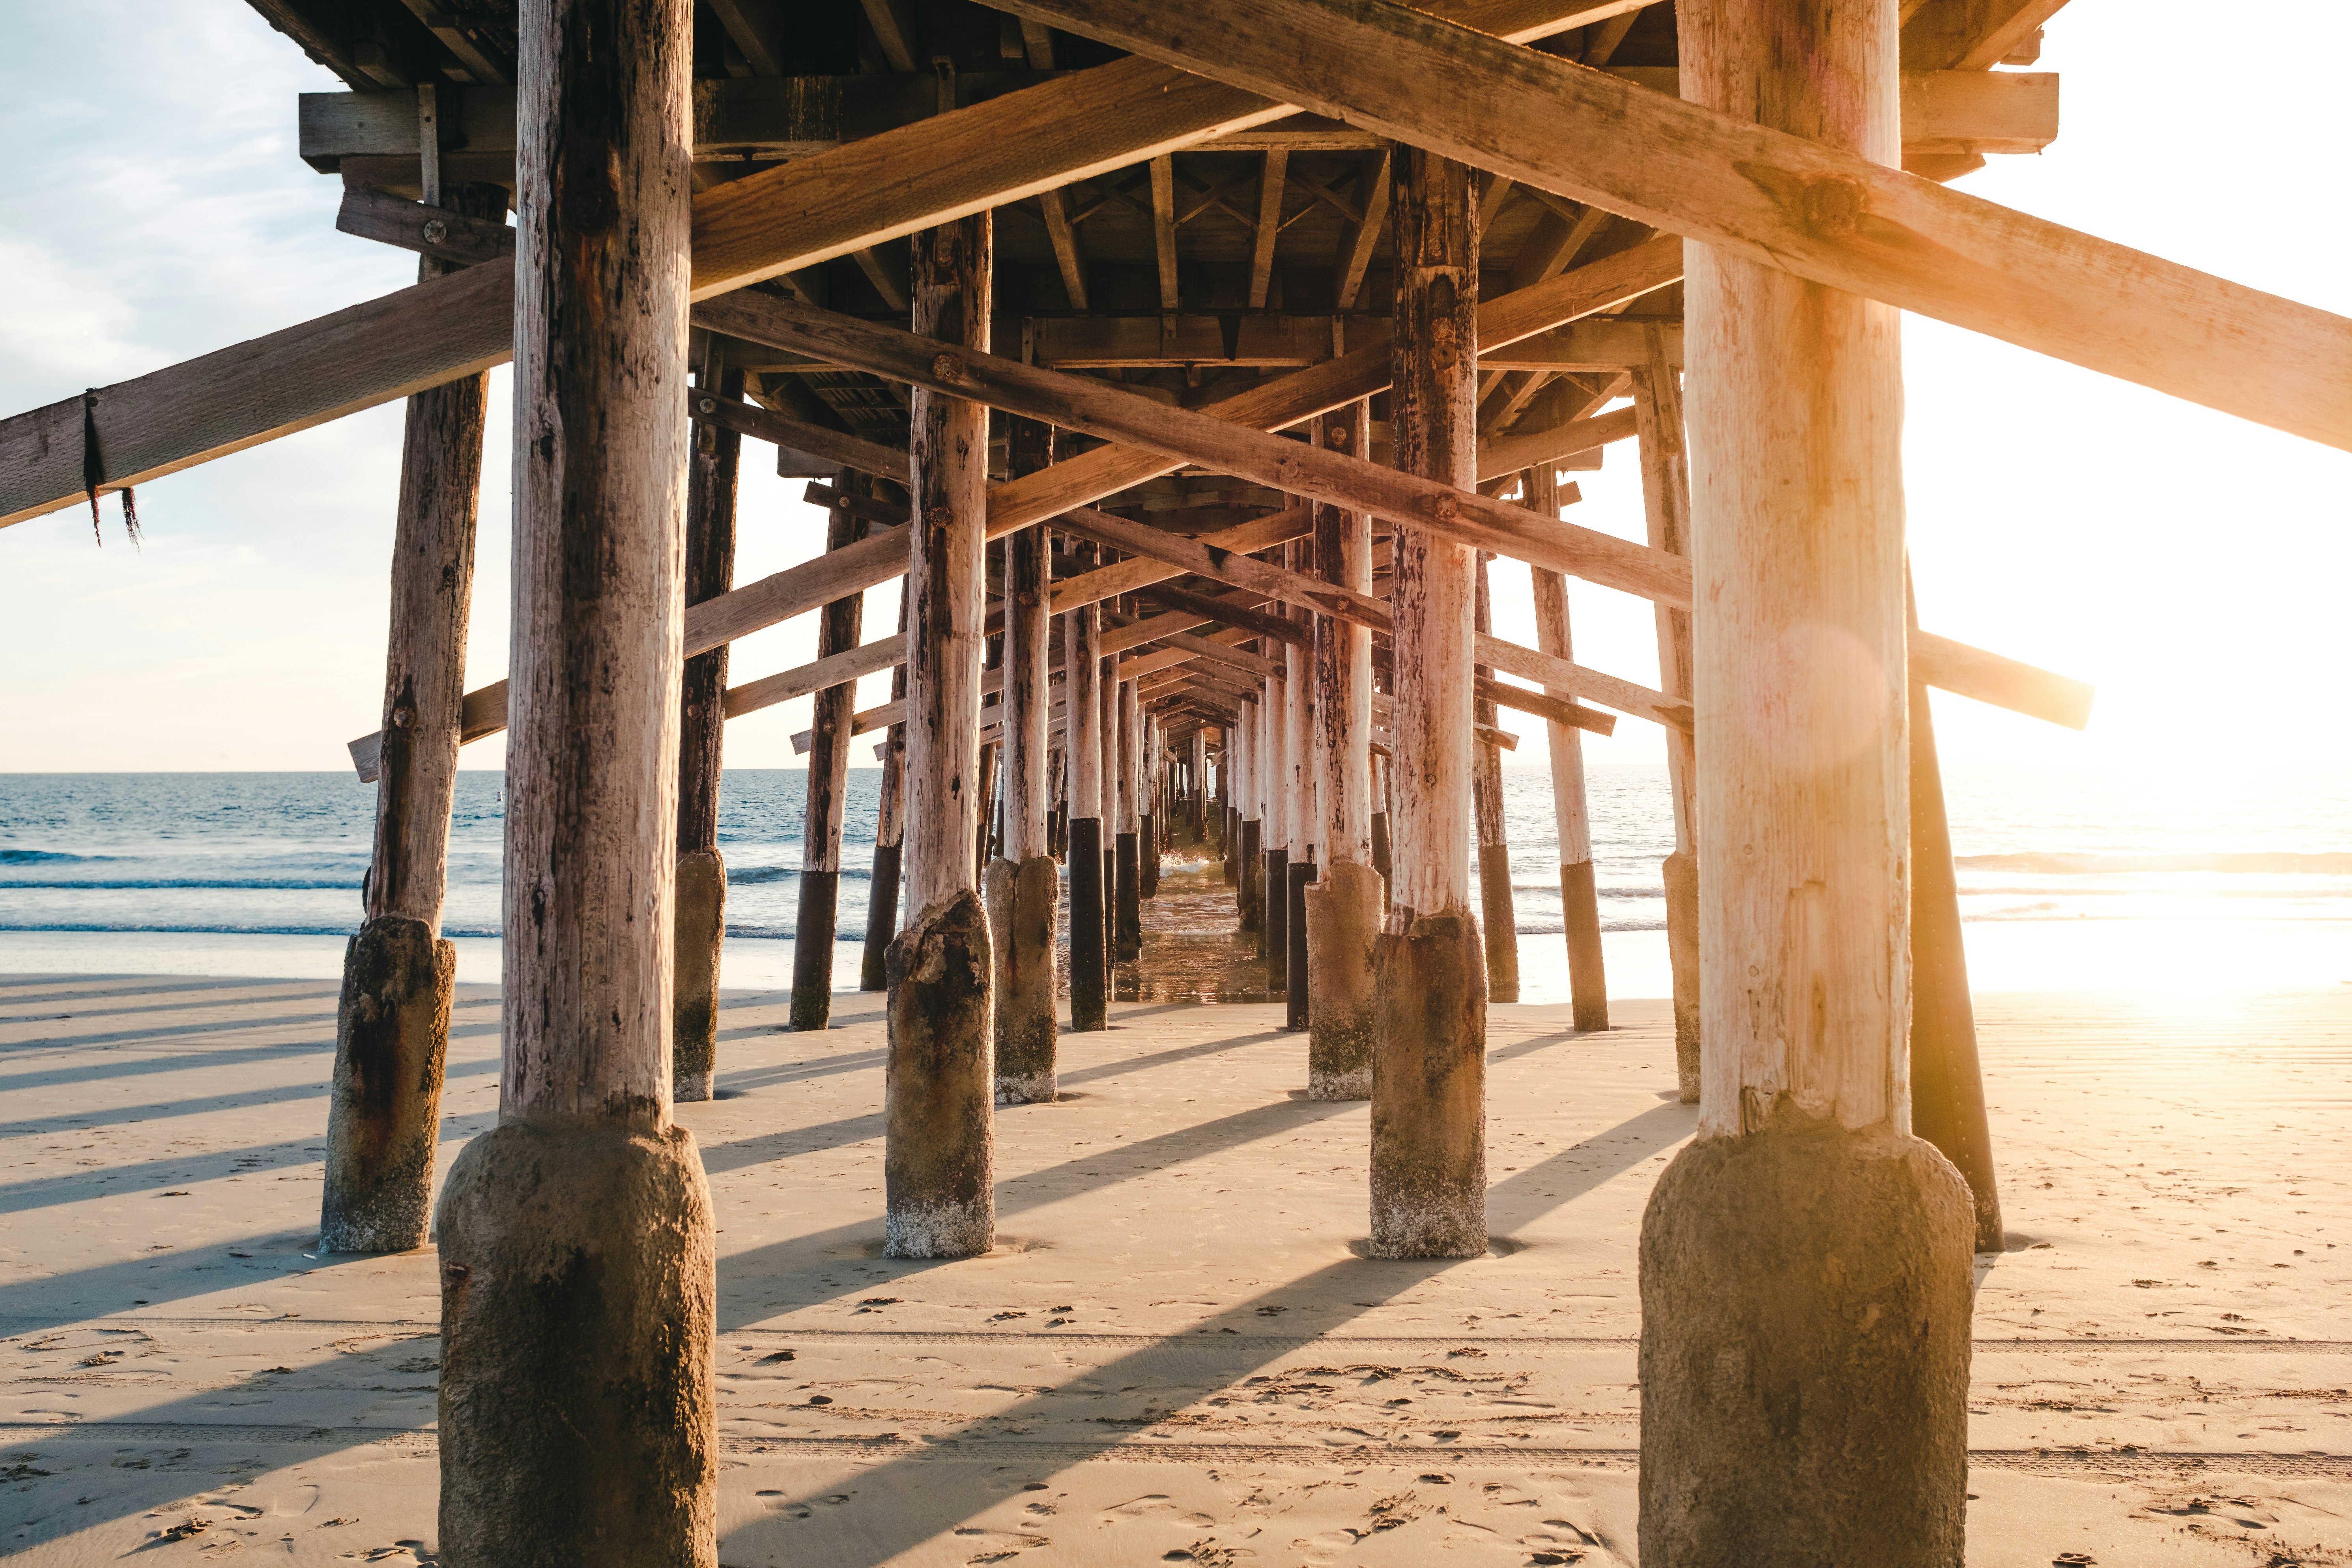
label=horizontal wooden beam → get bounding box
[996,0,2352,451]
[304,69,2053,181]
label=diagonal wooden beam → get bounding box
[1329,147,1393,312]
[1150,155,1181,311]
[1038,187,1088,310]
[0,0,1634,529]
[1248,149,1290,309]
[990,0,2352,451]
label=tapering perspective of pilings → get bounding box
[433,0,718,1559]
[1638,1,1974,1559]
[988,415,1061,1103]
[1370,146,1486,1260]
[1303,398,1380,1097]
[320,177,505,1255]
[669,337,741,1103]
[884,212,996,1260]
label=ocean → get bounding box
[1,765,2346,999]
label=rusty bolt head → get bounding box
[420,218,448,245]
[931,352,965,384]
[390,706,415,729]
[698,397,717,414]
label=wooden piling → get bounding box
[322,178,504,1255]
[433,2,715,1558]
[1303,398,1381,1098]
[1371,147,1486,1260]
[1261,649,1289,991]
[1527,468,1608,1033]
[1114,676,1143,960]
[669,338,741,1101]
[860,598,908,993]
[1064,540,1108,1031]
[884,213,995,1260]
[1632,328,1702,1100]
[790,477,869,1033]
[990,416,1062,1103]
[1639,2,1974,1558]
[1908,667,2004,1251]
[1284,538,1316,1028]
[1471,553,1522,1003]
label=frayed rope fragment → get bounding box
[81,389,140,547]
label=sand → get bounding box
[0,863,2346,1565]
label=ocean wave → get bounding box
[1955,851,2352,875]
[715,864,873,884]
[0,848,111,865]
[0,878,360,890]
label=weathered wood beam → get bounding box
[0,138,1670,533]
[1330,147,1393,312]
[1249,149,1290,310]
[1038,187,1088,310]
[991,0,2352,450]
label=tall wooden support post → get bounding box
[1100,655,1118,962]
[1909,671,2004,1251]
[434,1,715,1559]
[860,602,909,993]
[1370,149,1486,1259]
[790,478,869,1032]
[1471,555,1522,1002]
[988,417,1062,1103]
[1260,653,1289,990]
[1064,542,1109,1031]
[1283,540,1316,1028]
[1304,399,1380,1098]
[884,214,996,1259]
[1640,3,1973,1560]
[1633,329,1703,1101]
[1370,749,1393,905]
[322,176,505,1253]
[670,341,742,1101]
[1113,677,1144,960]
[1527,471,1608,1033]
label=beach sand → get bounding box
[0,872,2345,1564]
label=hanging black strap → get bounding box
[80,390,138,546]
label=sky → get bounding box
[0,1,2346,779]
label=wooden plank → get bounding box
[992,0,2352,451]
[1598,66,2060,155]
[0,258,515,529]
[1038,187,1088,310]
[1476,404,1637,482]
[860,0,920,72]
[337,185,514,269]
[1150,155,1181,311]
[1249,149,1290,309]
[1330,148,1393,312]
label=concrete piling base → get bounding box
[1262,847,1288,989]
[1561,858,1609,1033]
[1285,859,1313,1030]
[1238,820,1262,929]
[1477,842,1520,1003]
[1068,819,1107,1032]
[435,1118,717,1568]
[859,842,901,992]
[672,849,725,1099]
[789,867,841,1033]
[987,854,1061,1104]
[1662,850,1701,1102]
[1638,1108,1974,1565]
[1369,909,1487,1258]
[1114,831,1142,961]
[320,915,455,1253]
[884,889,996,1257]
[1303,859,1382,1099]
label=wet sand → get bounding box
[0,860,2345,1564]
